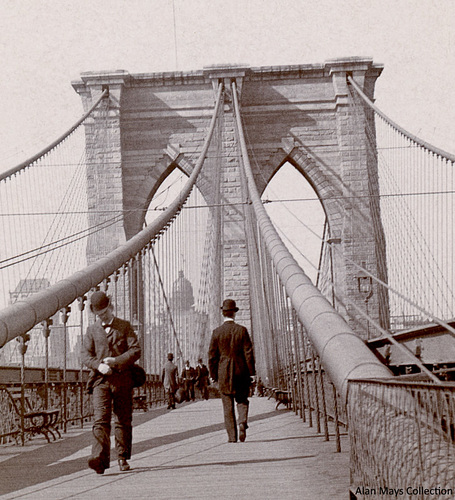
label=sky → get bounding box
[0,0,454,172]
[0,0,453,347]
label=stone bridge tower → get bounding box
[72,58,388,338]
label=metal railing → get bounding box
[348,379,455,499]
[0,377,165,445]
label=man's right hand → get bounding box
[98,362,112,375]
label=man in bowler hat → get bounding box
[208,299,256,442]
[162,353,178,409]
[82,291,141,474]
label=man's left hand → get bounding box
[103,357,116,366]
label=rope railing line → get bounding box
[348,76,455,164]
[0,82,223,348]
[0,213,124,269]
[5,187,452,216]
[0,90,108,182]
[231,80,392,402]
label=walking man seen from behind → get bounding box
[162,353,178,409]
[208,299,256,443]
[82,291,141,474]
[196,357,210,400]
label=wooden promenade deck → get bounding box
[0,397,349,499]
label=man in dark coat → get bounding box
[196,358,209,400]
[82,291,141,474]
[181,360,196,401]
[208,299,256,443]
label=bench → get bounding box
[133,394,148,412]
[7,386,61,443]
[264,386,277,399]
[268,388,292,410]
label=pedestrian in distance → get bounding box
[208,299,256,443]
[181,360,196,401]
[162,353,178,409]
[196,357,210,400]
[256,377,265,397]
[81,291,141,474]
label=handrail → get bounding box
[0,83,223,348]
[348,75,455,163]
[231,80,392,402]
[0,89,108,182]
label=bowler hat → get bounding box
[90,291,111,314]
[221,299,239,312]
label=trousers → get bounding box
[165,388,176,409]
[220,388,249,442]
[91,379,133,469]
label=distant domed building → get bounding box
[171,270,194,311]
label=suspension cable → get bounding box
[0,89,108,182]
[348,76,455,163]
[231,80,391,402]
[0,83,223,347]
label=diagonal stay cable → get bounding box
[0,213,124,269]
[278,224,440,383]
[274,186,455,339]
[149,244,184,360]
[0,82,223,347]
[231,80,391,402]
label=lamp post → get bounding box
[357,275,373,339]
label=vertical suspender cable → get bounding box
[231,80,391,402]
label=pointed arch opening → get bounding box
[144,167,214,366]
[145,167,210,302]
[262,161,326,283]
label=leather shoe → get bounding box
[88,457,105,475]
[118,459,131,471]
[239,423,246,442]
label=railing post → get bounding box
[41,319,52,409]
[16,333,30,446]
[310,346,321,434]
[291,309,305,421]
[77,296,86,428]
[300,324,312,427]
[318,358,330,442]
[61,307,70,433]
[113,270,119,317]
[332,383,341,452]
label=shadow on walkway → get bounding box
[1,406,281,496]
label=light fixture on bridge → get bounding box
[356,262,373,300]
[356,265,374,340]
[357,275,373,299]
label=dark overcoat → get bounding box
[208,320,255,395]
[82,317,141,393]
[162,360,178,392]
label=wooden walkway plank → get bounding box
[0,397,349,499]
